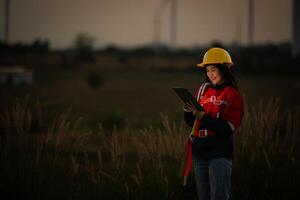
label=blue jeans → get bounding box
[193,157,232,200]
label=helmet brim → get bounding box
[196,62,234,68]
[196,63,206,67]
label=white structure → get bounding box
[293,0,300,56]
[0,66,33,86]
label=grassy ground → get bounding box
[0,97,299,200]
[1,66,299,130]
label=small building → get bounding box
[0,66,34,86]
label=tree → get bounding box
[73,33,96,63]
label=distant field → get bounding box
[1,67,300,130]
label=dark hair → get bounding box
[205,64,239,90]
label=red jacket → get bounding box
[193,82,243,137]
[183,82,243,183]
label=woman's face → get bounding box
[206,65,223,85]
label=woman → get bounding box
[183,47,243,200]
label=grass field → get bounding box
[1,66,300,199]
[0,95,299,199]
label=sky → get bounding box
[0,0,293,49]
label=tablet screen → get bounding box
[172,87,203,111]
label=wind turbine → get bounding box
[154,0,178,48]
[154,0,169,46]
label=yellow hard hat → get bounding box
[196,47,234,68]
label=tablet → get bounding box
[172,87,204,111]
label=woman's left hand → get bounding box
[184,101,205,119]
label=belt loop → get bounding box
[198,129,208,138]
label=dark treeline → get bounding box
[0,39,299,74]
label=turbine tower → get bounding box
[248,0,255,46]
[235,16,242,45]
[170,0,177,48]
[4,0,11,43]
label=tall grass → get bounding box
[232,98,300,200]
[0,97,299,199]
